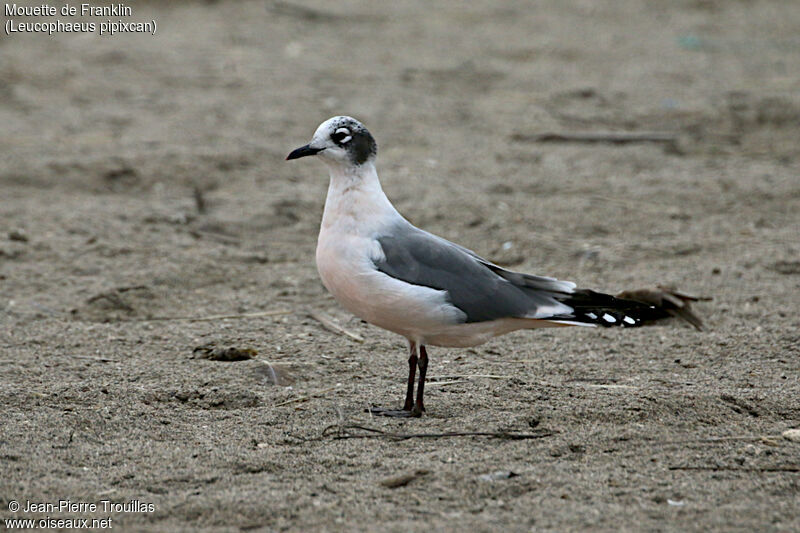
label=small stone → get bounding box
[380,469,429,488]
[782,429,800,442]
[771,260,800,275]
[478,470,519,482]
[8,230,28,242]
[191,344,256,361]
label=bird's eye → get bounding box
[331,128,352,144]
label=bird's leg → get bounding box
[403,341,418,411]
[411,345,428,416]
[368,341,419,418]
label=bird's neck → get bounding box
[320,162,401,235]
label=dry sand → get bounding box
[1,1,799,531]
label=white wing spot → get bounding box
[623,316,636,325]
[602,313,616,323]
[586,312,597,319]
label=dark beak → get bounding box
[286,144,324,160]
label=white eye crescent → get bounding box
[333,128,352,144]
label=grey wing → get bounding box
[373,224,575,323]
[445,240,576,294]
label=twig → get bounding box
[274,396,311,408]
[86,292,133,312]
[669,465,799,473]
[657,435,784,445]
[426,380,467,387]
[189,229,240,244]
[71,355,118,363]
[274,385,340,407]
[428,374,513,381]
[578,383,639,390]
[136,309,291,322]
[307,310,364,343]
[512,131,679,145]
[321,423,554,441]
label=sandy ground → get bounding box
[1,0,799,531]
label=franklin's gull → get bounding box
[287,116,701,417]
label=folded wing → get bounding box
[373,224,577,323]
[373,222,674,329]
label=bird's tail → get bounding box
[547,286,707,330]
[547,289,654,327]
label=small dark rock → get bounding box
[770,260,800,275]
[192,344,257,362]
[8,230,28,242]
[568,444,586,454]
[380,469,430,488]
[487,183,514,194]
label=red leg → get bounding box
[411,345,428,416]
[403,342,418,411]
[369,341,420,418]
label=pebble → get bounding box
[478,470,518,482]
[380,469,429,488]
[782,429,800,442]
[8,230,28,242]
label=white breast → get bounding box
[314,163,465,343]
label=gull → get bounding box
[287,116,700,417]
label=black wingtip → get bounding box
[555,289,652,328]
[554,286,709,329]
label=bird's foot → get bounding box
[368,407,422,418]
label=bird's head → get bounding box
[286,116,377,169]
